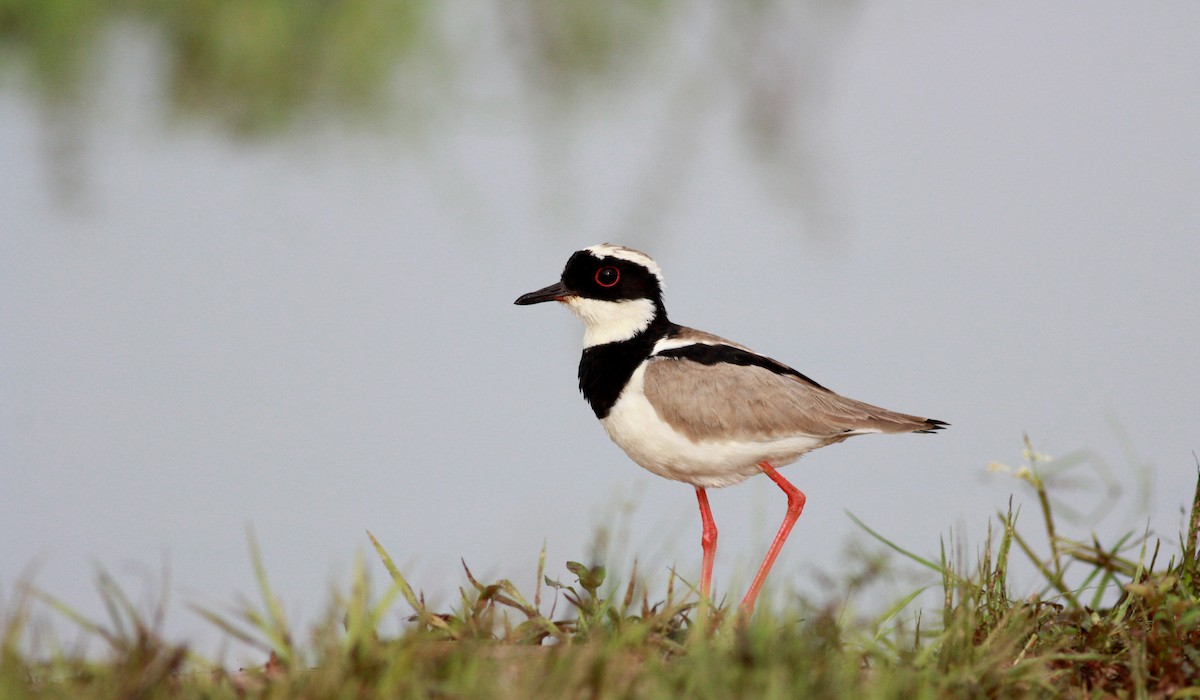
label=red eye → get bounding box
[595,266,620,287]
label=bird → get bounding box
[514,244,946,613]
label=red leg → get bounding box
[695,487,718,601]
[740,462,806,613]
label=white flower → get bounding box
[1021,447,1052,463]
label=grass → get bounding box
[3,444,1199,698]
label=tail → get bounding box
[914,418,948,434]
[839,410,948,437]
[855,408,948,435]
[815,389,948,437]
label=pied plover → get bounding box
[515,244,946,613]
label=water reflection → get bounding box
[2,0,857,219]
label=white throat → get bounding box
[565,296,658,348]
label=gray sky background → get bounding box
[3,3,1198,661]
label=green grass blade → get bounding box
[1009,524,1082,610]
[244,527,293,663]
[872,585,933,644]
[189,604,269,652]
[367,530,421,612]
[25,587,112,646]
[846,510,946,575]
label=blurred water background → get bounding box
[2,0,1198,662]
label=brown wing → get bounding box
[642,352,940,443]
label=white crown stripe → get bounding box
[585,243,664,286]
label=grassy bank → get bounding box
[3,452,1198,698]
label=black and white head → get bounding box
[514,244,669,347]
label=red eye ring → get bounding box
[595,266,620,287]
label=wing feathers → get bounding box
[642,341,944,443]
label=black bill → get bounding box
[514,280,572,305]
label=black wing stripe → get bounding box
[653,343,830,392]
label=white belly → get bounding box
[599,365,824,488]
